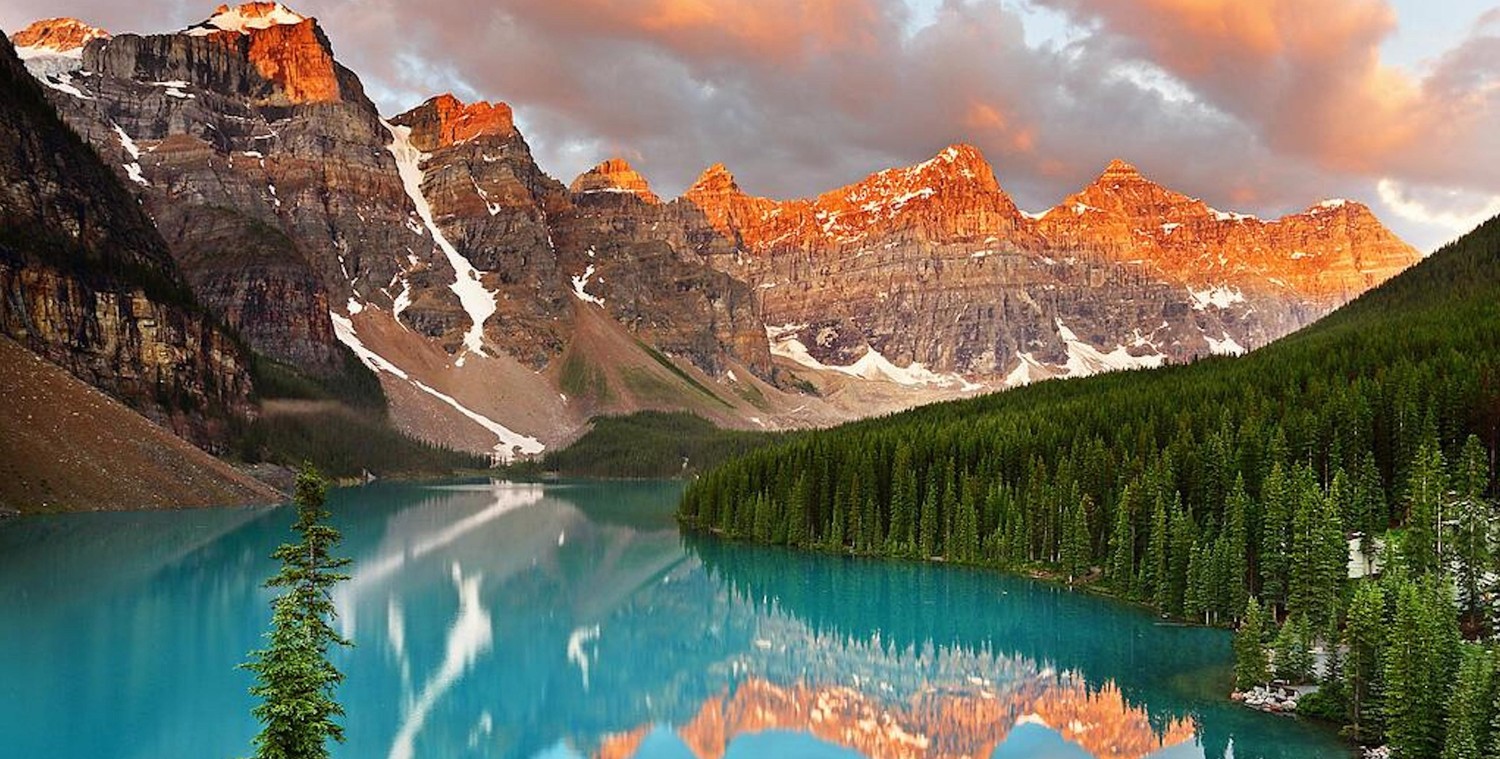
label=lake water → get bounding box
[0,479,1350,758]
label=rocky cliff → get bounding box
[1033,159,1419,307]
[0,32,254,448]
[676,145,1419,380]
[11,6,412,377]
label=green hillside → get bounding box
[681,216,1500,752]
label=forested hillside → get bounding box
[680,216,1500,755]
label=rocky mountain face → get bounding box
[9,17,108,51]
[0,33,254,448]
[9,6,780,459]
[1034,159,1419,307]
[11,5,419,378]
[676,146,1420,380]
[6,3,1423,459]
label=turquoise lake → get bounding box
[0,479,1350,758]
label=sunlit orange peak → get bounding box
[10,18,110,53]
[571,158,661,204]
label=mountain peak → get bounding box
[392,93,515,151]
[178,2,342,104]
[917,143,994,180]
[1305,197,1369,216]
[687,163,740,195]
[185,3,308,36]
[1102,158,1141,177]
[571,158,660,204]
[10,18,110,56]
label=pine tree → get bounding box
[1107,482,1137,594]
[954,476,981,562]
[1442,644,1493,759]
[1354,452,1387,552]
[1234,597,1270,689]
[1166,496,1196,617]
[1147,496,1170,611]
[787,473,811,547]
[1061,497,1091,583]
[1259,462,1293,614]
[919,466,941,558]
[1403,436,1447,575]
[1273,614,1314,683]
[1185,540,1209,623]
[1385,578,1455,759]
[1451,435,1493,625]
[1224,474,1251,618]
[243,465,352,759]
[889,447,917,555]
[1345,581,1387,744]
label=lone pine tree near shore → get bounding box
[242,466,352,759]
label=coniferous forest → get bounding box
[679,216,1500,755]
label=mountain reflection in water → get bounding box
[0,480,1348,759]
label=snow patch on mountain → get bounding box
[767,325,980,391]
[1187,285,1246,310]
[185,3,306,35]
[1205,331,1247,356]
[1210,208,1257,223]
[330,310,543,462]
[570,264,605,306]
[383,120,497,361]
[1056,319,1166,376]
[1004,352,1050,387]
[110,123,149,186]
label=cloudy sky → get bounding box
[4,0,1498,250]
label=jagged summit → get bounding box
[827,143,1003,205]
[184,3,307,36]
[894,143,998,189]
[688,163,740,195]
[9,18,109,56]
[392,93,515,151]
[570,158,660,204]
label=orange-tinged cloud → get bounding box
[504,0,886,63]
[1039,0,1495,186]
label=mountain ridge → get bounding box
[3,3,1425,463]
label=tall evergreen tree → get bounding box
[1344,581,1387,744]
[1403,436,1448,575]
[243,465,352,759]
[1385,578,1458,759]
[1273,614,1314,683]
[787,473,811,547]
[919,466,942,558]
[888,446,917,554]
[1147,496,1170,611]
[1107,482,1138,593]
[1061,497,1091,583]
[1223,475,1251,618]
[1259,463,1293,615]
[1234,597,1270,689]
[1442,644,1493,759]
[1353,452,1387,546]
[1451,436,1494,625]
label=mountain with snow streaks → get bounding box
[4,3,1422,460]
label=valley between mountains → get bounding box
[1,3,1420,495]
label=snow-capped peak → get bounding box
[184,3,307,36]
[9,18,109,59]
